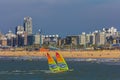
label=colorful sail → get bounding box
[46,53,59,72]
[56,52,69,71]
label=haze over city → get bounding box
[0,0,120,37]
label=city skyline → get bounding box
[0,16,120,37]
[0,16,120,49]
[0,0,120,37]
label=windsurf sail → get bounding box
[46,53,60,72]
[56,52,69,71]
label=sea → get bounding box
[0,57,120,80]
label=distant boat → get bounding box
[46,52,70,73]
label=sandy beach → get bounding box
[0,50,120,58]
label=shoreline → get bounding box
[0,50,120,59]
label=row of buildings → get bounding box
[0,17,59,49]
[0,16,120,50]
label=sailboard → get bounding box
[56,52,69,71]
[46,53,59,72]
[46,52,72,73]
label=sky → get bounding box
[0,0,120,37]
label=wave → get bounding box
[0,56,46,61]
[0,70,44,75]
[66,58,120,63]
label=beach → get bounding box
[0,50,120,58]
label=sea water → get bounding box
[0,57,120,80]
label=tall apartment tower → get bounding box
[92,31,100,45]
[86,33,93,44]
[80,32,86,45]
[23,16,32,35]
[99,32,106,45]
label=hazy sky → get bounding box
[0,0,120,37]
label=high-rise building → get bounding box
[92,31,100,45]
[0,33,7,46]
[23,16,32,35]
[80,32,86,45]
[17,34,24,47]
[16,25,24,35]
[99,32,106,45]
[86,33,93,44]
[42,35,59,46]
[6,30,16,47]
[34,33,40,45]
[1,37,7,46]
[27,35,34,46]
[65,35,79,46]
